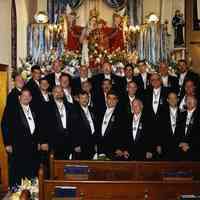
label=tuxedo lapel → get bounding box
[103,111,115,137]
[54,102,64,130]
[135,118,143,142]
[80,108,91,132]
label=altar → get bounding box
[22,0,185,79]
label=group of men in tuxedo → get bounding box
[2,59,200,186]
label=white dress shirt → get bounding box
[129,95,135,110]
[185,109,195,134]
[35,80,40,87]
[104,74,111,80]
[132,113,141,140]
[126,78,132,83]
[162,76,168,87]
[141,72,147,89]
[55,72,61,85]
[169,106,177,134]
[55,100,66,129]
[101,107,114,136]
[152,87,161,114]
[179,72,187,86]
[82,106,95,134]
[80,77,88,83]
[64,89,73,104]
[179,96,186,111]
[21,104,35,135]
[41,91,49,102]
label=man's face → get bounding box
[103,63,112,75]
[186,96,197,111]
[102,80,112,93]
[79,94,89,107]
[132,100,142,114]
[53,87,64,101]
[125,66,133,78]
[15,75,24,89]
[167,93,178,107]
[106,94,118,108]
[159,63,168,76]
[127,82,137,96]
[138,62,147,73]
[79,66,88,78]
[53,61,61,73]
[82,82,92,93]
[178,62,188,73]
[151,74,162,88]
[185,80,195,96]
[40,80,49,91]
[32,69,41,81]
[19,91,32,105]
[60,76,70,89]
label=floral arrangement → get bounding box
[10,178,39,200]
[16,48,178,81]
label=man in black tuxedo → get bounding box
[178,79,199,112]
[47,86,74,160]
[2,74,24,142]
[81,80,95,108]
[177,96,200,161]
[1,89,46,186]
[162,92,182,160]
[71,90,97,160]
[45,59,62,91]
[120,81,142,116]
[93,79,112,116]
[72,65,91,95]
[25,65,42,111]
[92,62,123,95]
[121,64,137,92]
[60,73,74,104]
[144,73,168,160]
[96,90,125,159]
[134,60,151,93]
[159,62,179,93]
[121,99,153,160]
[177,59,200,98]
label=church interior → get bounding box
[1,0,200,199]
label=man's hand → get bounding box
[115,149,124,157]
[179,142,190,152]
[156,145,162,155]
[123,151,130,159]
[40,144,49,151]
[74,146,81,153]
[146,152,153,160]
[5,145,13,154]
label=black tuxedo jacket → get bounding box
[45,73,56,91]
[161,106,182,160]
[176,109,200,160]
[25,78,42,110]
[95,106,125,158]
[71,105,98,159]
[144,87,168,151]
[46,99,74,159]
[134,73,151,93]
[1,88,21,141]
[123,112,150,160]
[163,75,179,94]
[177,71,200,98]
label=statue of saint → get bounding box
[172,10,185,47]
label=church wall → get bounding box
[0,0,11,65]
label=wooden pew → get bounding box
[49,153,200,181]
[39,166,200,200]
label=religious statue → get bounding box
[172,10,185,47]
[80,8,99,65]
[64,11,82,51]
[110,13,124,52]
